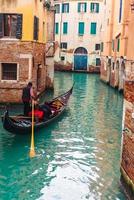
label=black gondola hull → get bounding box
[2,85,73,134]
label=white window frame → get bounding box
[0,62,19,82]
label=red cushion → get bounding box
[28,110,44,120]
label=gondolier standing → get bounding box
[22,82,36,116]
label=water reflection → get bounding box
[0,72,125,200]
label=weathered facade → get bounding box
[100,0,126,91]
[54,0,104,72]
[0,0,54,103]
[45,3,55,89]
[100,0,134,198]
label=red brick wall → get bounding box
[55,62,100,73]
[121,133,134,181]
[88,66,100,73]
[121,81,134,195]
[0,41,46,103]
[124,81,134,104]
[54,62,72,71]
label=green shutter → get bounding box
[117,39,120,52]
[78,3,80,12]
[55,23,59,34]
[90,3,94,12]
[78,22,84,35]
[90,22,97,34]
[62,3,69,13]
[63,22,68,34]
[85,3,87,12]
[96,3,99,13]
[67,4,69,13]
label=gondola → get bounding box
[2,85,74,134]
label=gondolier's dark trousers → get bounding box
[23,101,31,116]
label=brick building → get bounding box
[0,0,55,103]
[100,0,134,198]
[100,0,126,91]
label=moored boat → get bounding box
[2,85,74,134]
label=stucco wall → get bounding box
[54,0,103,69]
[0,0,47,43]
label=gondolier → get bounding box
[22,82,36,116]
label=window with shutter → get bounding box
[78,3,87,12]
[117,38,120,52]
[90,3,99,13]
[16,14,23,39]
[90,22,97,35]
[33,16,39,40]
[55,4,60,13]
[60,42,67,49]
[62,3,69,13]
[55,23,59,34]
[119,0,122,23]
[78,22,84,35]
[0,14,22,39]
[63,22,68,34]
[95,44,100,50]
[0,14,4,38]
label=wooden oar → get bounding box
[29,100,36,158]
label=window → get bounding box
[55,22,59,34]
[90,22,97,35]
[117,38,120,52]
[90,3,99,13]
[101,42,104,52]
[96,58,101,66]
[0,14,23,39]
[63,22,68,34]
[119,0,122,23]
[78,3,87,12]
[55,4,60,13]
[43,22,45,41]
[4,15,17,37]
[33,16,39,40]
[1,63,17,80]
[60,42,67,49]
[95,44,100,50]
[112,40,114,51]
[61,56,65,61]
[78,22,84,35]
[62,3,69,13]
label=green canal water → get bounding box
[0,72,126,200]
